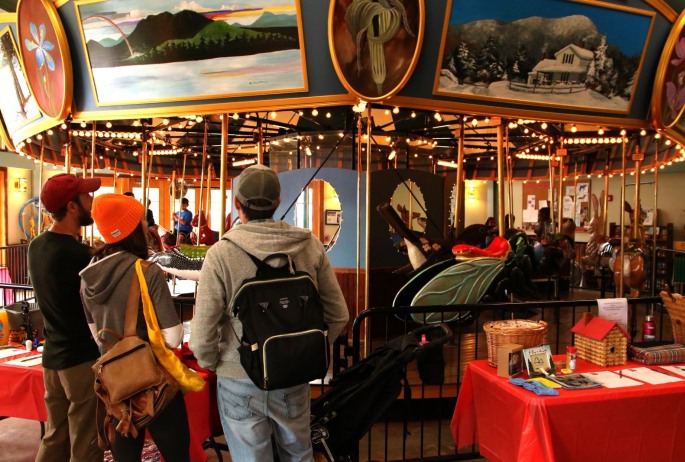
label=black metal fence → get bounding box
[346,297,669,462]
[0,245,30,306]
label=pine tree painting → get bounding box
[436,0,653,112]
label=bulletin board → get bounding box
[521,182,551,231]
[522,181,591,231]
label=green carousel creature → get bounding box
[346,0,415,95]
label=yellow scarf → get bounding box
[136,260,205,394]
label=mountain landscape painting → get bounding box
[434,0,654,112]
[75,0,307,105]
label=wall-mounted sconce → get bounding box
[14,178,27,193]
[468,187,475,200]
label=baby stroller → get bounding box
[310,324,453,462]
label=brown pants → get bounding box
[36,360,103,462]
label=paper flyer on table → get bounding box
[597,298,628,332]
[4,355,42,367]
[0,349,26,360]
[582,371,643,388]
[620,367,684,385]
[660,365,685,378]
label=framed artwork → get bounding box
[653,10,685,129]
[434,0,655,113]
[328,0,425,101]
[325,209,341,225]
[523,345,556,378]
[17,0,72,121]
[0,0,17,14]
[0,26,41,140]
[74,0,308,106]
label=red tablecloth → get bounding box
[451,357,685,462]
[0,350,210,462]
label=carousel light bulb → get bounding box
[666,139,672,145]
[640,129,647,136]
[312,109,319,116]
[598,128,604,135]
[490,156,494,160]
[472,119,478,126]
[571,125,577,133]
[37,134,42,140]
[80,122,87,128]
[541,122,548,129]
[620,129,627,136]
[196,116,203,122]
[326,112,331,118]
[411,111,416,118]
[661,165,665,169]
[162,119,169,125]
[47,129,53,135]
[385,136,391,142]
[60,123,67,129]
[524,128,529,134]
[434,112,442,121]
[655,133,662,139]
[388,150,396,160]
[318,134,324,140]
[393,107,400,114]
[518,119,524,125]
[485,117,490,123]
[233,113,239,120]
[271,111,277,119]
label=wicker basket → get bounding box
[661,291,685,344]
[483,319,548,367]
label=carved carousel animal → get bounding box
[611,201,650,298]
[580,193,615,286]
[150,245,208,281]
[190,211,219,245]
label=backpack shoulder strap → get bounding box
[221,238,292,273]
[123,260,151,337]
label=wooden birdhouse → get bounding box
[571,312,631,367]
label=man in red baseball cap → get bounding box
[28,173,103,462]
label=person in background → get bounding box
[80,193,189,462]
[174,198,193,245]
[190,165,349,461]
[485,217,496,228]
[28,173,103,462]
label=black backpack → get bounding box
[229,250,330,390]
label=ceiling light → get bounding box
[571,125,577,133]
[598,128,604,135]
[620,129,627,136]
[541,122,547,129]
[271,111,277,119]
[393,107,400,114]
[411,112,416,118]
[312,109,319,116]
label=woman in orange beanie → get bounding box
[80,194,190,462]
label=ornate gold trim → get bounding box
[647,0,678,23]
[10,117,60,145]
[0,26,43,138]
[0,13,16,22]
[652,9,685,130]
[53,0,70,8]
[71,93,356,121]
[327,0,425,102]
[16,0,73,122]
[387,95,650,128]
[73,0,309,106]
[0,113,15,151]
[432,0,656,115]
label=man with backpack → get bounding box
[190,165,349,461]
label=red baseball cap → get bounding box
[41,174,101,213]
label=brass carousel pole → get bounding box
[619,137,627,297]
[38,137,44,233]
[557,147,563,233]
[65,129,72,174]
[220,114,228,237]
[573,162,578,226]
[356,111,363,319]
[507,128,514,228]
[633,145,642,241]
[197,122,208,239]
[171,170,176,232]
[257,118,264,165]
[90,122,96,245]
[603,166,610,236]
[177,154,187,231]
[497,124,505,237]
[145,139,155,219]
[651,137,660,303]
[364,104,372,357]
[113,156,117,191]
[141,133,148,219]
[547,145,555,234]
[454,119,465,233]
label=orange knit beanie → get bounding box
[92,194,145,243]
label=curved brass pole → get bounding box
[454,119,465,233]
[220,114,228,236]
[651,139,659,304]
[497,124,505,237]
[619,138,627,297]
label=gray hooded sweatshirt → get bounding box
[189,220,349,379]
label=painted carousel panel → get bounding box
[434,0,655,114]
[0,26,41,138]
[74,0,308,105]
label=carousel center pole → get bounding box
[651,138,660,303]
[454,119,465,234]
[497,124,505,237]
[356,111,363,320]
[619,137,627,296]
[220,113,228,237]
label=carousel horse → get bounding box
[611,201,649,298]
[190,211,219,245]
[580,192,614,287]
[150,244,208,281]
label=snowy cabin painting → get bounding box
[434,0,654,112]
[527,44,593,86]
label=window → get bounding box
[133,187,159,226]
[210,189,231,230]
[91,186,114,238]
[294,188,313,230]
[562,53,574,64]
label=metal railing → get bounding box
[0,283,35,307]
[346,297,668,462]
[0,245,30,288]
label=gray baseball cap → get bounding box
[235,164,281,210]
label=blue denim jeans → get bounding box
[217,377,313,462]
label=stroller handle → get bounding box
[413,323,453,355]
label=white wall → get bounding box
[464,180,490,225]
[6,167,32,244]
